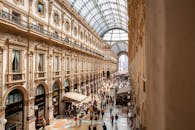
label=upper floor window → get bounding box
[80,32,83,39]
[66,57,70,72]
[12,50,20,73]
[54,56,60,72]
[38,54,44,71]
[65,21,70,31]
[74,27,77,36]
[74,59,77,72]
[54,12,60,25]
[37,1,44,15]
[82,61,84,71]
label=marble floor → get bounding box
[45,105,130,130]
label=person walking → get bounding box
[88,125,91,130]
[102,123,107,130]
[74,116,78,126]
[109,108,113,115]
[111,115,114,126]
[93,125,97,130]
[79,117,82,127]
[115,114,118,122]
[97,109,100,119]
[101,109,104,119]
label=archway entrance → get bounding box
[64,80,71,111]
[35,84,46,130]
[5,89,24,130]
[52,81,60,118]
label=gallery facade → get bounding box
[0,0,117,129]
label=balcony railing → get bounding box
[0,10,104,58]
[0,10,28,28]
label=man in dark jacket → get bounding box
[102,123,107,130]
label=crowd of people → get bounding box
[62,78,128,130]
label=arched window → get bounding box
[36,84,45,96]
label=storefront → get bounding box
[35,84,46,130]
[64,79,71,110]
[5,89,24,130]
[52,81,60,118]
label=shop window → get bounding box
[6,89,23,105]
[37,1,44,15]
[54,12,60,25]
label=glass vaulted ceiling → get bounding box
[67,0,128,54]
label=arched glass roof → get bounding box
[67,0,128,36]
[103,29,128,54]
[111,42,128,54]
[103,29,128,45]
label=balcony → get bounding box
[0,10,28,29]
[0,10,104,58]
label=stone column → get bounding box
[47,49,54,123]
[26,46,36,130]
[0,47,4,130]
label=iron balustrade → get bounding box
[0,10,104,57]
[0,10,28,28]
